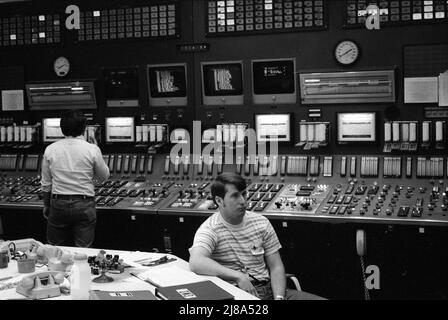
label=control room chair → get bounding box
[286,273,302,291]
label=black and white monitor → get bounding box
[105,117,135,143]
[147,63,187,107]
[103,67,139,107]
[201,61,244,105]
[337,112,377,143]
[252,58,296,104]
[42,118,64,143]
[255,114,291,142]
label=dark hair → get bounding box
[60,110,87,137]
[211,173,246,205]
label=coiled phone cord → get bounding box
[360,256,371,300]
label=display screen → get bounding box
[105,117,135,143]
[337,112,376,143]
[253,59,295,95]
[255,114,291,142]
[203,63,243,96]
[148,65,187,98]
[42,118,64,143]
[103,67,139,101]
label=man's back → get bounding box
[41,137,108,196]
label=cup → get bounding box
[0,251,8,269]
[17,258,35,273]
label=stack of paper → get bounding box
[136,265,205,287]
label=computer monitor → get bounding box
[252,58,296,104]
[147,63,187,106]
[103,67,139,107]
[42,118,64,143]
[105,117,135,143]
[201,61,243,105]
[255,114,291,142]
[337,112,377,143]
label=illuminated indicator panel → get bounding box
[206,0,326,36]
[0,14,61,47]
[77,4,178,42]
[345,0,448,27]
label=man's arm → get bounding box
[40,153,52,218]
[189,246,258,297]
[265,251,287,300]
[93,147,109,182]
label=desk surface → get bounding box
[0,246,258,300]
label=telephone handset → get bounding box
[147,156,153,174]
[244,156,250,175]
[270,156,278,176]
[123,155,130,173]
[183,156,190,175]
[356,229,370,300]
[350,157,357,177]
[197,156,203,175]
[217,156,223,174]
[164,156,170,174]
[16,271,65,299]
[173,157,180,174]
[115,155,123,173]
[280,156,287,176]
[18,154,25,171]
[108,155,115,173]
[139,155,146,174]
[206,161,213,175]
[131,155,138,173]
[253,156,259,175]
[340,156,347,177]
[236,156,242,174]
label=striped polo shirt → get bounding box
[190,211,282,281]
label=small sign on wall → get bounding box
[1,90,24,111]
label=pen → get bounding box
[129,271,160,288]
[0,276,13,282]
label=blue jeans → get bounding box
[46,198,96,248]
[254,281,326,300]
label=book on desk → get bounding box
[90,290,157,300]
[155,280,234,301]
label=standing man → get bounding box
[41,110,109,247]
[189,173,325,300]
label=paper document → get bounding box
[136,265,205,287]
[404,77,438,103]
[1,90,24,111]
[439,71,448,107]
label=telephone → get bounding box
[0,238,36,260]
[16,271,65,299]
[356,229,370,300]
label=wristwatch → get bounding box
[275,295,285,300]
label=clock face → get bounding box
[54,57,70,77]
[335,41,360,66]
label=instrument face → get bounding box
[335,40,360,66]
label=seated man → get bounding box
[189,173,325,300]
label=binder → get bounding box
[155,280,234,300]
[89,290,157,300]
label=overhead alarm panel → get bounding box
[299,70,395,104]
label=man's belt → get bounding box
[51,194,94,200]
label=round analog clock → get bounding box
[53,56,70,77]
[334,40,360,66]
